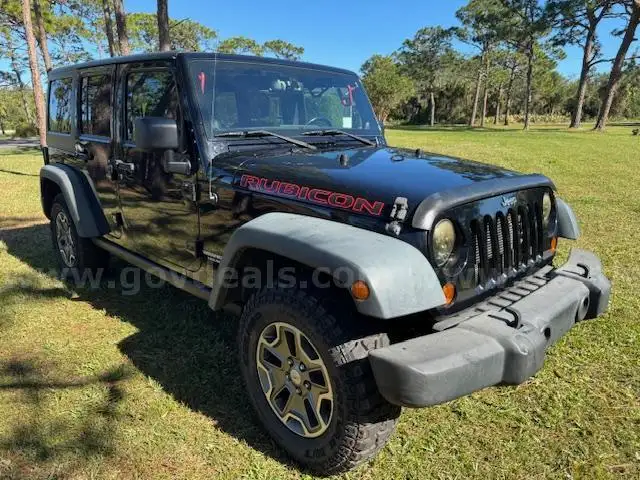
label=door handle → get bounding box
[114,159,135,174]
[74,142,90,161]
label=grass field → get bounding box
[0,125,639,479]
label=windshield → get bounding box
[188,59,381,138]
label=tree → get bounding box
[20,0,46,145]
[157,0,170,52]
[595,0,640,130]
[455,0,507,126]
[499,0,553,130]
[548,0,619,128]
[361,55,414,123]
[263,39,304,60]
[127,13,217,52]
[217,37,305,59]
[218,36,263,55]
[99,0,116,55]
[397,27,454,126]
[32,0,53,71]
[112,0,130,55]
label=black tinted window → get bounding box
[48,78,73,133]
[126,71,178,140]
[80,74,112,137]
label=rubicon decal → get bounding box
[240,175,385,216]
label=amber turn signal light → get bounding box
[351,280,370,301]
[550,237,558,253]
[443,282,456,305]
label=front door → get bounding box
[115,62,200,273]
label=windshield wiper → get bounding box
[302,129,377,147]
[216,130,316,150]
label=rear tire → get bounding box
[49,194,109,280]
[238,286,400,475]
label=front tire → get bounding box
[49,194,109,279]
[238,286,400,475]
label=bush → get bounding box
[13,123,38,138]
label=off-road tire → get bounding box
[238,286,401,475]
[50,194,109,279]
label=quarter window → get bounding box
[126,71,178,140]
[79,74,112,137]
[48,78,73,133]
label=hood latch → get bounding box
[386,197,409,236]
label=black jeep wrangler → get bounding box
[41,52,611,474]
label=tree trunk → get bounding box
[523,42,534,131]
[8,51,34,125]
[470,65,483,126]
[571,30,595,129]
[32,0,53,71]
[495,85,502,125]
[21,0,47,146]
[481,84,488,127]
[113,0,130,56]
[595,3,640,131]
[157,0,170,51]
[504,65,516,126]
[429,91,436,127]
[102,0,117,56]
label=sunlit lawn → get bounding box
[0,125,638,479]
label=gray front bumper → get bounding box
[369,249,611,408]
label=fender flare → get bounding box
[209,213,446,319]
[556,198,580,240]
[40,164,110,238]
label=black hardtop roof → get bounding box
[48,51,357,78]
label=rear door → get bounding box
[75,66,121,237]
[114,62,200,272]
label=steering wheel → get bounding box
[305,116,333,127]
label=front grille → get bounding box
[470,203,544,286]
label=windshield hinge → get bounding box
[386,197,409,236]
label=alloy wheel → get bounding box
[256,322,334,438]
[55,210,76,267]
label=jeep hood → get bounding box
[230,146,549,225]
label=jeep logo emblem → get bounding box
[501,195,518,208]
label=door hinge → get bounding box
[182,181,197,202]
[194,239,204,258]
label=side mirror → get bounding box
[134,117,192,175]
[134,117,179,151]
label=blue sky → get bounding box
[124,0,630,79]
[0,0,632,79]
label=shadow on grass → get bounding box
[0,224,291,469]
[0,168,39,177]
[0,354,133,477]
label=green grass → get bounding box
[1,125,639,479]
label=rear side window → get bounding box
[79,74,112,137]
[125,70,178,140]
[48,78,73,133]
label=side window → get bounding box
[79,73,112,137]
[48,78,73,133]
[126,70,178,141]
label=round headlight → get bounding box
[432,219,456,266]
[542,192,553,223]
